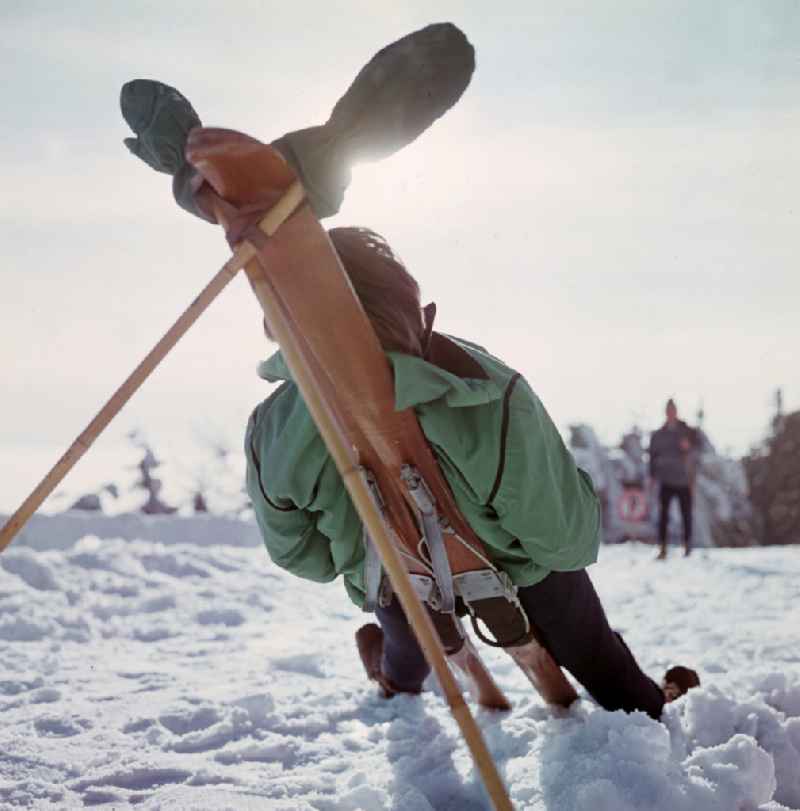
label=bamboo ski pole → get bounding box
[0,181,304,554]
[1,180,513,810]
[243,245,514,811]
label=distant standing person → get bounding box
[649,399,698,559]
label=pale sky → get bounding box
[1,1,798,511]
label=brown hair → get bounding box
[328,227,425,357]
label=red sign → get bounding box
[618,487,648,522]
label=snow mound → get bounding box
[0,514,798,809]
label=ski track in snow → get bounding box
[0,515,798,810]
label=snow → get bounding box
[0,513,798,810]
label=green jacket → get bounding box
[245,337,601,608]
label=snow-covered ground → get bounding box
[1,513,798,810]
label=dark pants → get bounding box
[658,484,692,552]
[376,569,665,719]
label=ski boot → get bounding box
[355,623,421,699]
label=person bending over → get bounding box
[245,227,699,718]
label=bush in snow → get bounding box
[745,408,800,546]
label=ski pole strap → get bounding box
[358,465,533,648]
[401,465,456,613]
[453,570,533,648]
[362,527,383,613]
[468,598,534,649]
[453,569,518,602]
[359,468,386,612]
[384,565,535,649]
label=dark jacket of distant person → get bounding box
[648,421,697,488]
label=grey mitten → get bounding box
[120,79,212,222]
[271,22,475,217]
